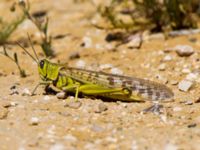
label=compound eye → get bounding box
[39,60,44,68]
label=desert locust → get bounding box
[18,41,174,104]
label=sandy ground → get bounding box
[0,0,200,150]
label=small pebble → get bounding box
[76,60,86,68]
[186,72,198,81]
[126,34,142,48]
[95,102,108,113]
[65,101,82,109]
[56,92,67,99]
[19,20,32,30]
[18,146,26,150]
[175,45,194,57]
[49,143,65,150]
[163,55,172,61]
[110,68,123,75]
[160,114,168,123]
[10,102,18,107]
[22,88,31,96]
[131,140,138,150]
[30,117,39,125]
[181,68,191,74]
[121,103,128,108]
[178,80,193,92]
[164,143,178,150]
[43,95,51,101]
[173,107,182,112]
[183,100,193,105]
[170,80,178,85]
[64,134,77,142]
[99,64,113,70]
[82,36,92,48]
[158,64,166,71]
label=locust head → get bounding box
[38,59,61,81]
[18,39,61,82]
[17,34,60,81]
[38,59,48,81]
[17,34,62,95]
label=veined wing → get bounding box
[64,67,174,101]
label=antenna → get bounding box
[17,42,38,63]
[27,33,39,62]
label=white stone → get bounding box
[186,72,199,81]
[30,117,39,125]
[131,140,138,150]
[178,80,193,92]
[170,80,178,85]
[163,55,172,61]
[175,45,194,57]
[64,134,77,142]
[173,107,182,112]
[181,68,191,74]
[110,68,123,75]
[19,20,33,30]
[158,64,166,71]
[84,143,96,150]
[99,64,113,70]
[161,114,168,123]
[18,147,26,150]
[49,143,65,150]
[164,143,178,150]
[22,88,31,96]
[10,102,18,106]
[126,34,142,48]
[43,95,51,101]
[82,36,92,48]
[56,92,66,99]
[76,60,86,68]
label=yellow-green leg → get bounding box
[62,83,142,101]
[78,84,142,101]
[62,83,80,101]
[78,84,128,95]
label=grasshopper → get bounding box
[18,40,174,105]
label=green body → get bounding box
[37,59,174,102]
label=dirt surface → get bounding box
[0,0,200,150]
